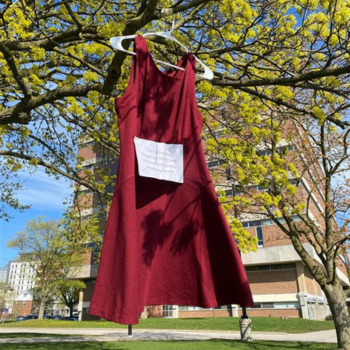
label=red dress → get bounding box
[89,36,254,325]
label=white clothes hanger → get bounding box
[109,14,214,80]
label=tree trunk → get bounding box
[38,299,46,320]
[323,280,350,350]
[69,303,74,318]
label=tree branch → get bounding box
[6,24,99,50]
[215,63,350,89]
[52,47,106,77]
[0,42,31,97]
[64,3,83,29]
[165,0,214,14]
[0,83,103,125]
[228,85,350,129]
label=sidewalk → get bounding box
[0,327,337,344]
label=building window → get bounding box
[274,302,300,309]
[214,305,229,310]
[179,305,229,311]
[308,302,316,319]
[271,264,285,270]
[249,302,299,309]
[250,303,274,309]
[207,159,225,168]
[256,226,263,246]
[242,215,301,228]
[179,306,203,311]
[246,263,295,272]
[318,304,324,318]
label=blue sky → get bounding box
[0,169,73,267]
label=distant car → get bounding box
[16,314,38,321]
[43,314,52,319]
[64,317,78,321]
[51,315,64,320]
[24,314,38,320]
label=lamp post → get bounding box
[239,307,252,341]
[237,241,253,341]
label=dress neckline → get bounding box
[138,36,190,81]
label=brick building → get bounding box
[75,139,115,320]
[12,290,34,317]
[75,124,349,321]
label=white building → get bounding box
[0,266,8,283]
[7,261,36,296]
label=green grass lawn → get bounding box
[0,317,335,333]
[0,340,338,350]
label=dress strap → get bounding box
[185,53,198,104]
[121,36,149,95]
[114,37,146,110]
[134,36,149,81]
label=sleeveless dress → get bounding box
[89,36,254,325]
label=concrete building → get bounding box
[0,266,8,283]
[7,261,36,297]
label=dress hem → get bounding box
[89,295,254,325]
[89,307,140,325]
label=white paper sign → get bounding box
[134,136,183,183]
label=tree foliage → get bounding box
[0,282,14,311]
[1,0,350,347]
[57,279,85,318]
[1,0,350,218]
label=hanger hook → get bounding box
[161,9,175,33]
[171,14,175,33]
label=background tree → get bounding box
[1,0,350,348]
[7,216,100,319]
[0,282,13,311]
[56,279,85,318]
[206,108,350,349]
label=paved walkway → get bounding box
[0,327,337,344]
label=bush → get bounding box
[325,315,333,321]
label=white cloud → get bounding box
[16,169,73,210]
